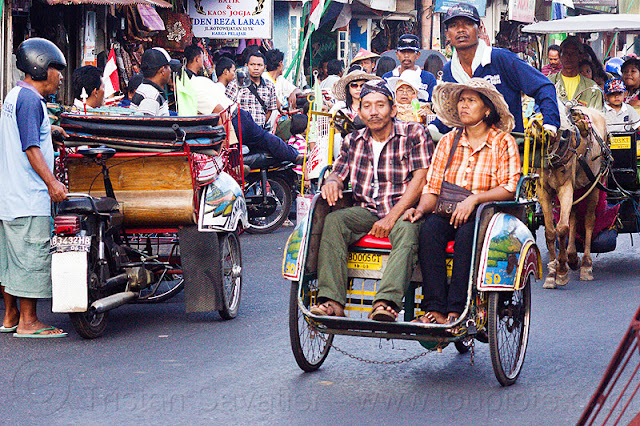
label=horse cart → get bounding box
[52,113,247,338]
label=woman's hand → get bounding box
[418,104,433,117]
[403,207,424,223]
[450,194,478,228]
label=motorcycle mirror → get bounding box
[236,66,251,88]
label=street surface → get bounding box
[1,226,639,425]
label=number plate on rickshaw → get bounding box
[610,135,631,150]
[50,236,92,253]
[347,252,382,270]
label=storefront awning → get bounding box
[46,0,173,8]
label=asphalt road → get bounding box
[1,226,639,425]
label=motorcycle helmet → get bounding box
[605,57,624,77]
[16,38,66,81]
[235,66,251,88]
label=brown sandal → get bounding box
[368,301,397,322]
[310,300,345,317]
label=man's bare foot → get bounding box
[3,307,19,329]
[15,320,66,336]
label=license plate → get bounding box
[347,252,382,270]
[50,235,92,253]
[610,135,631,150]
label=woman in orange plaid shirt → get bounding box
[403,78,521,325]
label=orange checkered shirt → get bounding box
[424,126,520,196]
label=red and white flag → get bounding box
[103,48,120,99]
[308,0,325,28]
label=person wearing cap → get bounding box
[382,34,437,101]
[603,78,640,134]
[350,48,380,74]
[548,36,603,110]
[132,47,180,116]
[387,69,432,122]
[0,38,69,338]
[310,80,434,322]
[430,2,559,141]
[404,78,520,325]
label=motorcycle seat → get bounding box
[58,197,119,214]
[243,151,290,170]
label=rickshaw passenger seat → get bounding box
[350,235,455,254]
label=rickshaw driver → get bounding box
[310,80,434,321]
[428,2,560,141]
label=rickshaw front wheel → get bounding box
[69,270,108,339]
[488,275,532,386]
[289,279,333,371]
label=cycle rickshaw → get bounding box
[282,108,542,386]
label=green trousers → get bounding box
[317,206,421,311]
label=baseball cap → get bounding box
[141,47,181,73]
[397,34,420,52]
[604,78,625,95]
[443,3,481,26]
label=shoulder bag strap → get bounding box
[444,128,464,173]
[247,82,269,113]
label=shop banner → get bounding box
[82,11,97,66]
[508,0,535,23]
[434,0,486,17]
[573,0,616,5]
[189,0,272,39]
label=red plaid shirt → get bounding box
[333,120,434,217]
[225,78,277,126]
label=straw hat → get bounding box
[332,69,382,101]
[387,69,429,101]
[431,78,515,133]
[349,48,380,67]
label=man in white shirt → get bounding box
[264,49,301,113]
[215,57,236,91]
[319,59,343,95]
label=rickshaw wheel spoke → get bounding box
[289,278,333,371]
[488,275,532,386]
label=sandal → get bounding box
[310,300,345,317]
[368,301,397,322]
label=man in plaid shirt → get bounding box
[225,51,277,128]
[310,80,434,322]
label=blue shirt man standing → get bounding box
[0,38,69,338]
[429,2,560,140]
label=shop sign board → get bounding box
[434,0,486,17]
[189,0,272,39]
[508,0,535,23]
[573,0,616,6]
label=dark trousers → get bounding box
[232,108,298,163]
[418,214,475,314]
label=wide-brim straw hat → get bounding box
[332,70,382,101]
[387,69,429,101]
[349,48,380,67]
[432,78,515,133]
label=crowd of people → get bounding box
[3,1,640,337]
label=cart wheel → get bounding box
[246,176,292,234]
[69,270,108,339]
[289,279,333,371]
[488,275,532,386]
[454,339,472,354]
[218,232,242,320]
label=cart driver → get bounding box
[428,2,560,141]
[310,80,434,321]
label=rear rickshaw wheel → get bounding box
[69,253,108,339]
[289,278,333,371]
[488,275,532,386]
[218,232,242,320]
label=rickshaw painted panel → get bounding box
[198,172,248,232]
[514,241,541,290]
[282,216,309,281]
[476,213,535,291]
